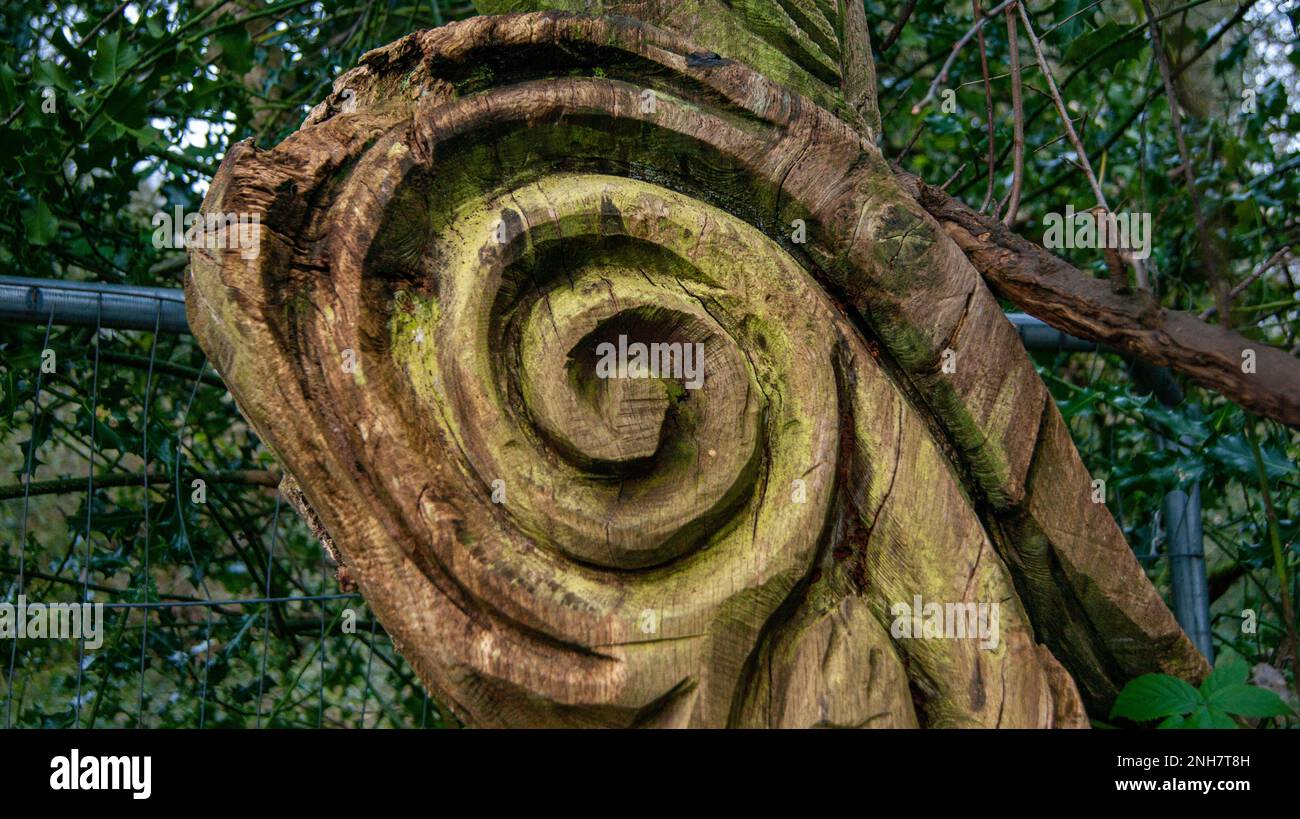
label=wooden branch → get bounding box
[1199,248,1291,320]
[879,0,919,51]
[1020,3,1154,287]
[911,0,1017,115]
[1014,4,1105,212]
[900,168,1300,429]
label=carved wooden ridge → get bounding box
[186,11,1208,727]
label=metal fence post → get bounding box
[1163,484,1214,662]
[1130,360,1214,662]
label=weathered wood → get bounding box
[187,10,1206,727]
[899,169,1300,430]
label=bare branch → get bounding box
[1141,0,1230,322]
[1001,6,1025,226]
[973,0,996,212]
[1016,1,1149,289]
[911,0,1017,115]
[0,469,282,501]
[879,0,919,52]
[1199,248,1293,320]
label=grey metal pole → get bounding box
[1163,484,1214,661]
[1130,362,1214,663]
[0,276,188,334]
[1007,312,1100,352]
[0,279,1095,350]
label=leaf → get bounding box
[0,64,14,113]
[1207,435,1292,481]
[1200,654,1249,697]
[91,31,123,86]
[33,60,72,91]
[1111,674,1201,722]
[216,28,254,75]
[1207,684,1295,718]
[1184,705,1239,729]
[1063,22,1142,71]
[103,85,148,130]
[22,200,58,246]
[1052,0,1086,42]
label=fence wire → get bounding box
[1,279,446,728]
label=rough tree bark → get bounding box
[186,4,1214,727]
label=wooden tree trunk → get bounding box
[186,4,1208,727]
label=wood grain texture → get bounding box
[898,168,1300,430]
[186,11,1205,726]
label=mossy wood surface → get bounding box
[186,9,1207,727]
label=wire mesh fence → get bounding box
[1,279,448,728]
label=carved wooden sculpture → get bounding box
[186,4,1209,727]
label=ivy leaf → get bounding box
[1206,684,1294,718]
[1111,674,1201,722]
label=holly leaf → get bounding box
[1063,22,1142,71]
[1207,434,1292,481]
[22,200,58,246]
[34,60,72,91]
[103,85,148,130]
[215,28,254,75]
[91,31,124,86]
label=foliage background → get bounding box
[0,0,1295,727]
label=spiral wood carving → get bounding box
[186,11,1207,727]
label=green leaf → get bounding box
[1207,684,1294,718]
[103,85,148,130]
[1208,435,1292,481]
[1111,674,1201,722]
[1200,654,1249,697]
[33,60,72,91]
[1063,22,1142,71]
[91,31,123,86]
[216,28,254,75]
[0,64,16,114]
[22,200,58,246]
[1185,705,1239,729]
